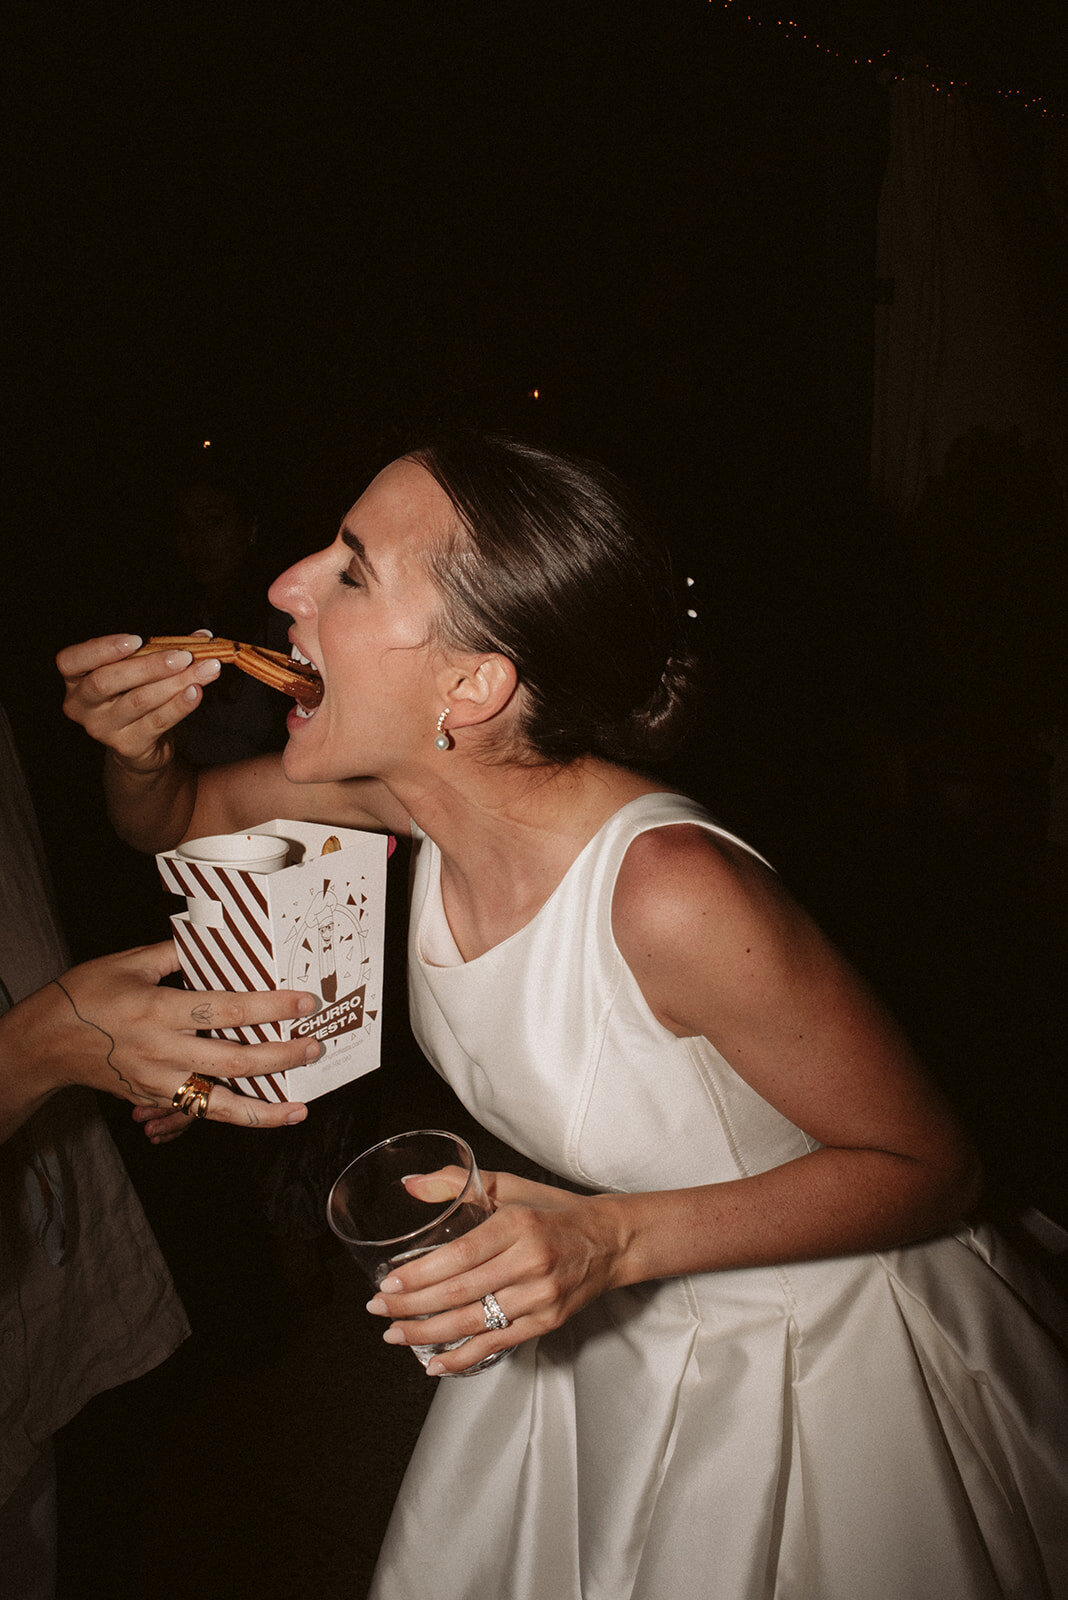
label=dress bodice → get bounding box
[408,792,816,1193]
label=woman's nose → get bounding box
[268,548,328,617]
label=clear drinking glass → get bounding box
[326,1129,509,1376]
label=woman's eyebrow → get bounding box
[340,527,378,580]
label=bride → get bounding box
[60,432,1068,1598]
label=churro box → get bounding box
[156,820,389,1103]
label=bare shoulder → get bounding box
[612,822,787,950]
[611,822,822,1036]
[610,820,978,1194]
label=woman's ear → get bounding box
[443,655,518,728]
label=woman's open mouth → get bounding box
[289,646,323,718]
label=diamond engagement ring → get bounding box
[481,1292,509,1331]
[171,1073,214,1118]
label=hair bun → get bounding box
[614,643,702,765]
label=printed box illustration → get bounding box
[156,820,389,1103]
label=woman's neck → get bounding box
[398,758,665,961]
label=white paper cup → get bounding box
[177,833,290,874]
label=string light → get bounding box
[715,1,1063,118]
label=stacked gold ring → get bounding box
[171,1073,215,1118]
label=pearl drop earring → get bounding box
[434,710,451,751]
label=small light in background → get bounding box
[202,439,212,449]
[527,388,540,400]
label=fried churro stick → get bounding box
[133,636,324,710]
[135,635,239,661]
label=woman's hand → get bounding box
[365,1169,627,1375]
[2,940,320,1142]
[56,633,221,850]
[131,1103,198,1145]
[57,632,221,772]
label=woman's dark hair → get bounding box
[410,431,700,767]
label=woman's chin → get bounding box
[281,739,324,784]
[281,732,355,788]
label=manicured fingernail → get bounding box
[379,1275,403,1294]
[117,634,143,653]
[304,1040,325,1062]
[165,649,193,668]
[425,1360,445,1377]
[285,1109,306,1125]
[195,658,221,681]
[366,1295,388,1314]
[382,1326,406,1344]
[296,992,321,1015]
[183,685,199,702]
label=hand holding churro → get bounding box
[58,630,323,785]
[132,636,323,709]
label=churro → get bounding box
[133,636,323,710]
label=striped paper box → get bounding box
[156,819,388,1104]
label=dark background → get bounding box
[5,5,1068,1595]
[6,0,1068,1199]
[5,0,1067,1201]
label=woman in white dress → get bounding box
[59,433,1068,1598]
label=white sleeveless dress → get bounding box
[369,793,1068,1600]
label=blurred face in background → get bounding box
[170,482,259,590]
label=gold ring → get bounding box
[171,1073,215,1118]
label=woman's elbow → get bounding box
[927,1126,985,1232]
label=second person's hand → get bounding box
[33,941,319,1129]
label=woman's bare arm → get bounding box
[603,824,982,1277]
[180,753,406,843]
[367,824,982,1373]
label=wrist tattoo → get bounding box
[52,979,152,1105]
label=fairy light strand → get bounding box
[714,1,1063,119]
